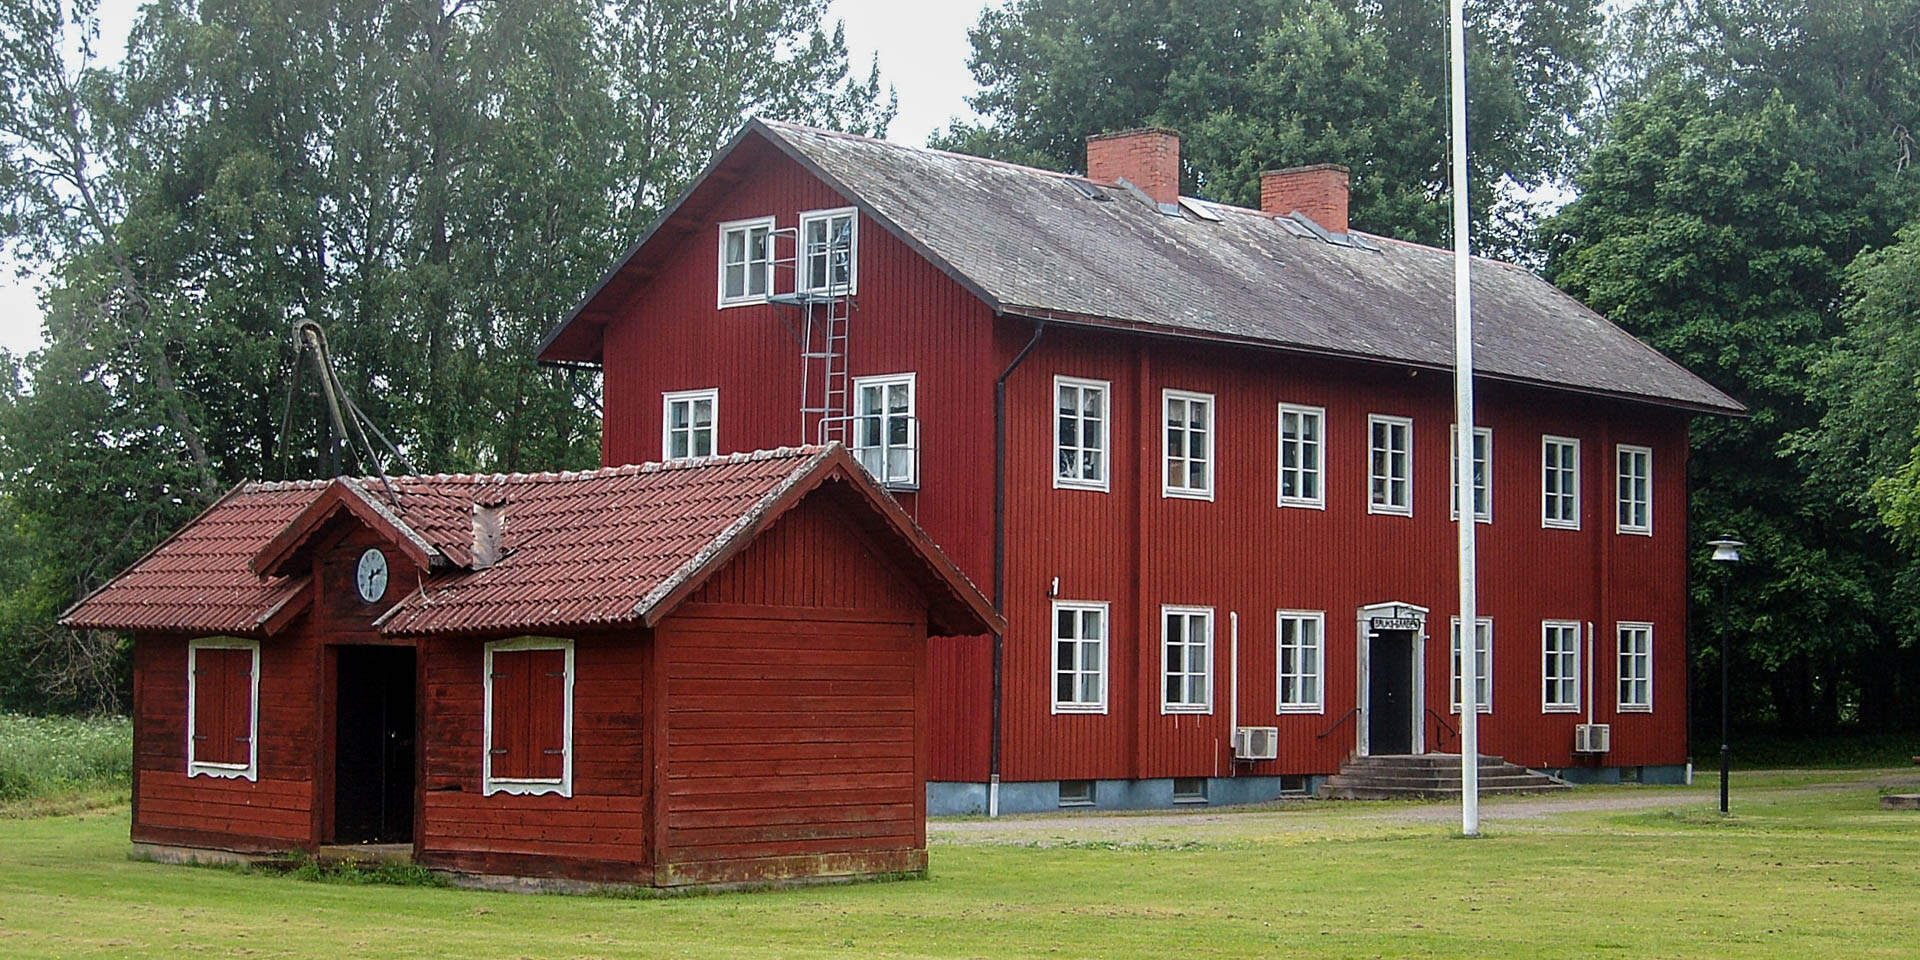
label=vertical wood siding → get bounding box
[595,141,1696,784]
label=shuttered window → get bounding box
[188,639,258,780]
[484,638,573,796]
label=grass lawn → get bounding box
[0,771,1916,958]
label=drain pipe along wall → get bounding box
[992,319,1046,817]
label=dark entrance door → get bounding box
[1368,630,1415,755]
[334,646,415,843]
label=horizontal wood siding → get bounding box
[416,631,650,871]
[596,144,995,781]
[132,633,320,849]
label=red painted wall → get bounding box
[594,136,1697,783]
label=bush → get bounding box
[0,714,132,802]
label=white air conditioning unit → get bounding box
[1574,723,1612,754]
[1234,726,1279,761]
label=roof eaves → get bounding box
[57,482,251,628]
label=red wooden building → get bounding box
[537,121,1744,814]
[63,446,1000,887]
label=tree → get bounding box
[0,0,893,713]
[935,0,1603,255]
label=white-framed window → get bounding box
[1617,622,1654,712]
[1162,389,1215,500]
[1542,620,1581,713]
[1542,435,1581,529]
[1161,606,1214,714]
[1617,444,1652,535]
[187,637,260,781]
[1054,376,1110,491]
[1277,403,1325,509]
[1450,425,1492,522]
[853,373,916,487]
[662,388,718,460]
[1051,601,1109,714]
[799,207,857,294]
[717,216,774,306]
[483,636,574,797]
[1449,617,1493,714]
[1276,610,1325,713]
[1368,415,1413,515]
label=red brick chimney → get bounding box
[1086,128,1181,206]
[1261,164,1351,233]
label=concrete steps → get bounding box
[1320,753,1570,800]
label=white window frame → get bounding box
[1542,435,1581,529]
[1616,444,1653,536]
[1161,605,1215,714]
[186,637,260,781]
[1368,414,1413,516]
[1276,610,1325,714]
[1051,601,1109,714]
[798,206,858,295]
[661,388,718,461]
[852,372,917,488]
[483,636,575,798]
[1617,622,1655,712]
[1162,389,1215,500]
[1449,617,1493,714]
[1450,425,1493,523]
[1542,620,1582,713]
[1277,403,1326,509]
[716,215,775,307]
[1053,376,1110,492]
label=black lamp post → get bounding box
[1707,536,1744,814]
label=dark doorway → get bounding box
[334,646,415,843]
[1368,630,1415,755]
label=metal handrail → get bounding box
[1315,706,1358,740]
[1426,706,1458,752]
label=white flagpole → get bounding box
[1448,0,1481,837]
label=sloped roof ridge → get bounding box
[244,447,827,495]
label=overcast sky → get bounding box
[0,0,994,357]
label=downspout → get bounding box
[1230,611,1241,772]
[991,319,1046,817]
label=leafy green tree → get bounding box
[0,0,892,713]
[935,0,1602,254]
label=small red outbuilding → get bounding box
[62,444,1000,888]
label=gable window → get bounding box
[1618,622,1654,711]
[1161,606,1214,713]
[1450,425,1493,522]
[853,373,916,487]
[1542,621,1581,713]
[1276,611,1324,713]
[799,207,857,294]
[1450,617,1493,714]
[662,389,717,460]
[1542,436,1581,529]
[484,637,574,797]
[188,638,259,781]
[1052,601,1108,714]
[1163,390,1214,499]
[1278,404,1325,508]
[1617,444,1652,535]
[1055,376,1109,490]
[1368,415,1413,515]
[718,216,774,305]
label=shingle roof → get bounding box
[539,119,1741,415]
[62,446,1001,640]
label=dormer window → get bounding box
[799,207,856,294]
[718,216,774,306]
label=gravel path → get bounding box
[928,769,1920,845]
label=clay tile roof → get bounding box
[62,446,1002,640]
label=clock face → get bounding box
[355,547,389,603]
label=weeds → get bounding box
[0,714,131,804]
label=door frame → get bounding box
[319,640,420,844]
[1354,601,1427,757]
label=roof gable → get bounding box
[540,119,1740,415]
[251,477,449,578]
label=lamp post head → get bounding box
[1707,537,1745,564]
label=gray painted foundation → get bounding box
[927,776,1322,816]
[1543,763,1688,786]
